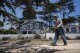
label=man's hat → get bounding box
[51,13,57,16]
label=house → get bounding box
[20,19,80,34]
[0,27,4,30]
[20,20,49,34]
[64,22,80,33]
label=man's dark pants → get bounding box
[52,27,67,45]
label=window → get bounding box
[79,22,80,25]
[28,31,32,34]
[22,31,27,34]
[23,25,26,28]
[35,23,39,28]
[71,27,77,33]
[66,28,69,32]
[27,24,32,29]
[20,28,23,30]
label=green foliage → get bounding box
[62,16,77,25]
[4,30,17,34]
[26,39,31,43]
[23,7,36,20]
[15,0,37,20]
[18,37,25,40]
[2,37,11,41]
[15,40,26,45]
[49,37,52,40]
[57,0,75,18]
[0,0,16,18]
[0,29,18,34]
[34,34,41,39]
[0,21,4,27]
[43,2,59,13]
[0,30,3,34]
[51,26,56,32]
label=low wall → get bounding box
[46,33,80,39]
[0,33,80,39]
[0,34,35,39]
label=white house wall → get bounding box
[64,25,80,33]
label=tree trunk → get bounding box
[63,11,65,19]
[49,12,51,29]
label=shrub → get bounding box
[2,37,11,41]
[26,39,31,43]
[49,37,52,40]
[17,37,25,40]
[0,30,18,34]
[0,21,4,27]
[17,35,26,40]
[75,36,80,40]
[0,30,3,34]
[34,34,41,39]
[16,40,26,45]
[0,41,9,45]
[41,39,49,41]
[24,36,32,40]
[4,30,17,34]
[20,37,25,40]
[66,36,71,40]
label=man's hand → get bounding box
[53,26,57,29]
[51,26,57,31]
[57,26,59,28]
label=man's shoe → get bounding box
[63,44,67,46]
[50,43,57,46]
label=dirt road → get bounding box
[0,40,80,53]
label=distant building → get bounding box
[0,27,4,30]
[64,22,80,33]
[20,20,49,34]
[20,20,80,34]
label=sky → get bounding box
[0,0,80,29]
[15,0,80,18]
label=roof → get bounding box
[21,19,48,25]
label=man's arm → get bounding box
[57,19,63,28]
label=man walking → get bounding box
[51,14,67,46]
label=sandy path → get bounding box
[0,40,80,53]
[38,43,80,50]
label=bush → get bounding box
[24,36,33,40]
[41,39,50,41]
[4,30,17,34]
[0,21,4,27]
[34,34,41,39]
[17,36,25,40]
[75,36,80,40]
[16,40,26,45]
[20,37,25,40]
[0,30,18,34]
[26,39,31,43]
[2,37,11,41]
[49,37,52,40]
[0,41,9,45]
[0,30,3,34]
[66,36,71,40]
